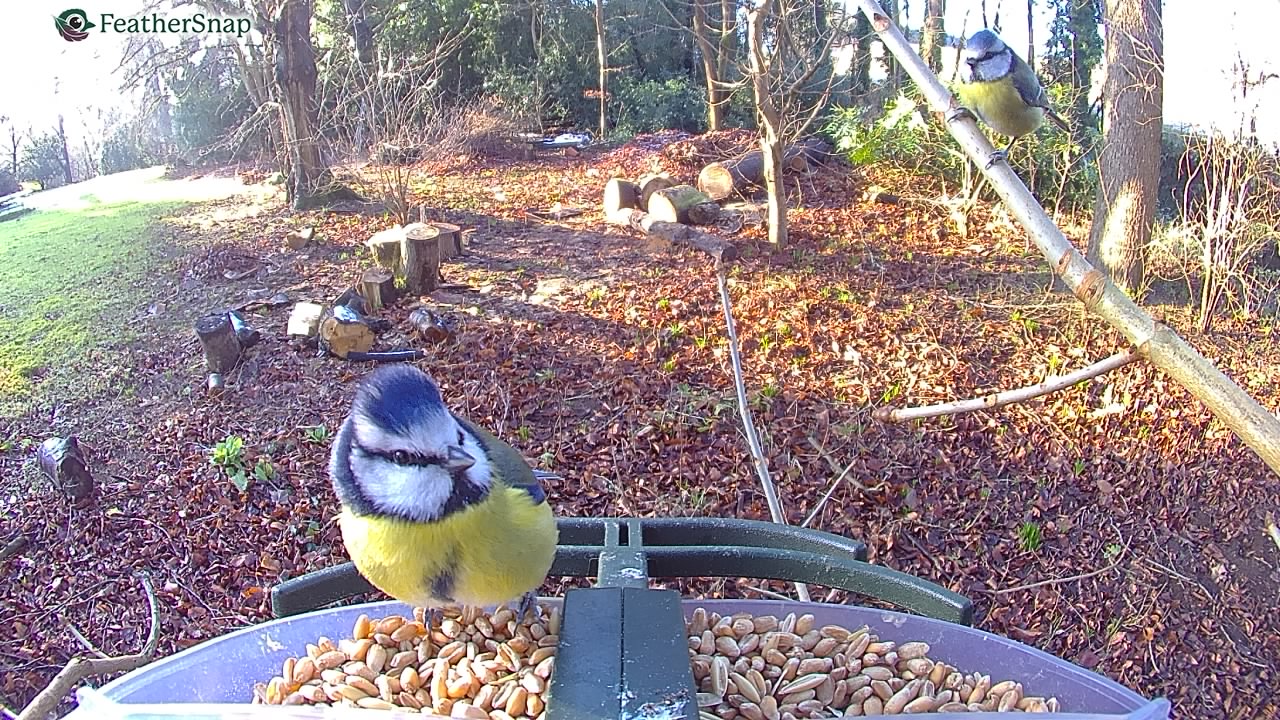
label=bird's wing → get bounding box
[1011,58,1070,132]
[453,414,547,505]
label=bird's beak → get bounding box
[445,445,475,470]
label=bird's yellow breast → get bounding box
[956,77,1045,138]
[339,486,558,608]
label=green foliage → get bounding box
[303,425,331,444]
[100,122,159,176]
[612,76,706,136]
[1042,0,1103,130]
[824,95,966,183]
[210,435,250,491]
[1016,521,1043,552]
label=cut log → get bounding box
[697,138,836,200]
[287,302,325,338]
[195,312,241,373]
[603,178,640,215]
[605,208,737,264]
[360,268,398,311]
[636,173,675,209]
[37,437,93,501]
[687,201,722,226]
[408,307,458,344]
[647,185,715,224]
[319,305,376,359]
[402,224,441,295]
[431,222,464,259]
[365,226,404,273]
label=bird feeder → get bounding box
[64,518,1170,720]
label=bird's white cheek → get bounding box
[350,454,452,518]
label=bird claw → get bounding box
[516,591,540,624]
[423,607,443,630]
[947,106,978,124]
[984,149,1008,170]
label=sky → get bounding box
[2,1,1279,143]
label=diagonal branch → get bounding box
[875,349,1141,423]
[855,0,1280,478]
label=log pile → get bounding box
[598,136,833,262]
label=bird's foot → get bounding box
[516,591,541,624]
[984,149,1008,170]
[422,607,443,630]
[947,106,978,124]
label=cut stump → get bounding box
[647,185,717,225]
[402,224,440,295]
[360,268,398,312]
[637,173,676,209]
[195,312,241,373]
[603,178,640,216]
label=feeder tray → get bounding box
[66,517,1170,720]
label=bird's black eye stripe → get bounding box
[361,445,444,467]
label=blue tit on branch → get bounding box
[954,28,1070,167]
[329,365,558,623]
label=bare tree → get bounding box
[1086,0,1163,295]
[595,0,608,137]
[920,0,945,72]
[745,0,844,247]
[674,0,741,131]
[56,115,74,186]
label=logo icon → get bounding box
[54,9,95,41]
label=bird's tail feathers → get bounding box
[1045,109,1070,134]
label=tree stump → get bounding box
[647,185,716,224]
[360,268,398,311]
[603,178,640,215]
[38,437,93,501]
[637,173,676,209]
[195,312,241,373]
[687,201,722,226]
[432,222,464,259]
[287,302,325,338]
[365,226,404,273]
[402,224,440,295]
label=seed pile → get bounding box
[252,604,558,718]
[688,608,1062,718]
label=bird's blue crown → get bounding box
[353,365,450,434]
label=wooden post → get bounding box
[402,224,441,295]
[194,313,241,372]
[360,267,397,311]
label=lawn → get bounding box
[0,200,184,402]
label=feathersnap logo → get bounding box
[54,9,95,41]
[53,8,252,41]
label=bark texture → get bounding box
[1087,0,1163,295]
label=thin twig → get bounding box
[18,574,161,720]
[801,457,859,529]
[741,583,796,602]
[717,267,810,603]
[874,349,1140,423]
[988,539,1130,596]
[63,625,109,660]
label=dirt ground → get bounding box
[1,133,1277,718]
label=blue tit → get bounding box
[954,28,1069,166]
[329,365,558,622]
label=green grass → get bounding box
[0,199,186,406]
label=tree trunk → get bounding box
[692,0,725,131]
[747,2,787,247]
[637,173,676,208]
[920,0,945,73]
[595,0,608,138]
[698,139,831,200]
[1086,0,1162,296]
[274,0,331,209]
[360,268,397,312]
[1026,0,1035,70]
[402,224,441,295]
[56,115,73,186]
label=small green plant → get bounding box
[758,333,775,355]
[979,486,993,500]
[303,425,330,444]
[1010,310,1039,334]
[254,458,277,484]
[693,330,712,349]
[535,368,556,384]
[1103,542,1124,562]
[656,298,671,311]
[760,383,781,399]
[1072,458,1086,476]
[661,358,679,373]
[586,286,606,304]
[666,322,685,339]
[210,435,249,491]
[881,382,902,404]
[516,425,532,442]
[1017,521,1043,552]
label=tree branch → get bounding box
[855,0,1280,478]
[874,349,1141,423]
[717,267,810,602]
[17,574,161,720]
